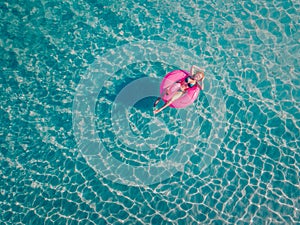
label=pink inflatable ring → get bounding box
[159,70,201,108]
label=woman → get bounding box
[153,69,205,114]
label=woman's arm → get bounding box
[200,77,205,90]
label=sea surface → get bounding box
[1,0,299,224]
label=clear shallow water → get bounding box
[1,0,299,224]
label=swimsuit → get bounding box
[185,76,196,88]
[177,76,196,92]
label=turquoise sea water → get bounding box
[1,0,299,224]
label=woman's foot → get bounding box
[153,97,161,107]
[153,109,159,115]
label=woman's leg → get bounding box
[154,83,180,108]
[153,91,185,114]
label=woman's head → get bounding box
[193,71,204,81]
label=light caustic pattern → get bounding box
[1,0,299,224]
[72,40,227,186]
